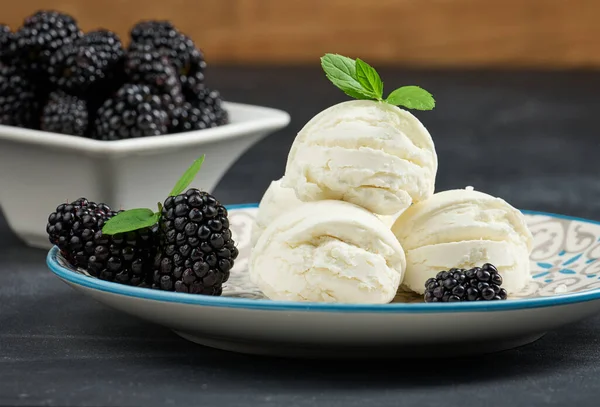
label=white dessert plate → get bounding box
[47,205,600,358]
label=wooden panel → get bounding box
[2,0,599,68]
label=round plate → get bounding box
[47,204,600,358]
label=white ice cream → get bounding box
[251,177,402,246]
[251,178,303,246]
[392,188,533,294]
[250,200,406,303]
[283,100,437,216]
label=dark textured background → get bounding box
[1,67,600,407]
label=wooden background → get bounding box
[2,0,599,68]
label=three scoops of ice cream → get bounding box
[249,100,533,304]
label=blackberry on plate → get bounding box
[152,188,238,295]
[93,83,169,140]
[48,30,125,96]
[12,10,82,77]
[0,25,15,63]
[0,63,39,128]
[124,45,183,117]
[47,198,116,266]
[424,263,507,303]
[41,90,88,136]
[47,198,157,286]
[187,87,229,126]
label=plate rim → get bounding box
[46,205,600,314]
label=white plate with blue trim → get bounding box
[47,204,600,358]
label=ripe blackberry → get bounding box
[48,30,125,96]
[47,199,157,286]
[128,20,205,96]
[0,25,15,63]
[124,45,184,117]
[86,225,157,286]
[41,91,88,136]
[47,198,116,266]
[424,263,507,303]
[93,83,169,140]
[0,64,39,128]
[12,10,81,77]
[188,87,229,126]
[169,102,217,133]
[152,188,238,295]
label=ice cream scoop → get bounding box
[392,188,533,294]
[251,177,403,246]
[250,178,303,247]
[283,100,437,216]
[250,200,406,303]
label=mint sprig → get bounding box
[102,154,206,235]
[321,53,435,111]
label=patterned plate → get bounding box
[47,205,600,358]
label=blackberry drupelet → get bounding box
[124,45,183,117]
[48,30,125,96]
[424,263,507,303]
[0,25,14,63]
[152,188,238,295]
[47,199,158,286]
[0,63,39,128]
[41,90,88,136]
[12,10,81,77]
[93,83,169,140]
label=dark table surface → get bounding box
[2,67,600,407]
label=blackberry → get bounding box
[152,188,238,295]
[128,20,205,96]
[424,263,507,303]
[86,226,157,286]
[170,102,217,133]
[188,87,229,126]
[93,83,169,140]
[48,30,125,96]
[124,45,183,117]
[41,90,88,136]
[12,10,81,77]
[47,198,116,266]
[0,64,39,128]
[47,198,157,286]
[0,25,15,63]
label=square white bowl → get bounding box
[0,101,290,249]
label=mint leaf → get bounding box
[102,208,160,235]
[385,86,435,110]
[169,155,205,197]
[320,54,377,100]
[355,58,383,100]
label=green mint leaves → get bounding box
[102,154,206,235]
[320,54,373,100]
[320,53,435,111]
[169,155,205,197]
[385,86,435,111]
[102,208,161,235]
[355,58,383,100]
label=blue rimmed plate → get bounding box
[47,205,600,358]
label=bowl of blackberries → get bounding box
[0,10,289,249]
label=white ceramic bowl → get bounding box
[0,102,290,249]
